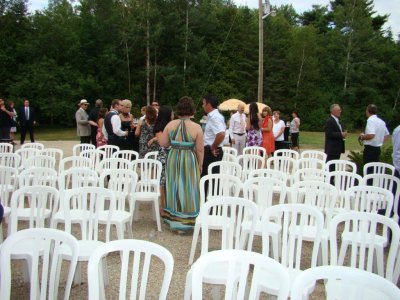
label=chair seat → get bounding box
[61,240,104,261]
[17,208,52,220]
[98,210,131,223]
[326,278,390,300]
[242,220,281,236]
[195,215,233,230]
[257,267,302,296]
[133,192,159,202]
[294,225,329,240]
[52,210,88,223]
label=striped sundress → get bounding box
[163,119,200,231]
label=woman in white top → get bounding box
[273,111,285,151]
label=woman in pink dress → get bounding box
[96,107,108,147]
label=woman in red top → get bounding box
[261,105,274,157]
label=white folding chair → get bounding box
[97,144,119,159]
[72,143,95,156]
[291,266,400,300]
[300,150,327,162]
[188,174,242,264]
[243,146,267,160]
[274,149,300,160]
[238,154,265,181]
[325,159,357,173]
[144,151,158,160]
[0,153,20,168]
[0,142,13,153]
[0,228,79,300]
[222,146,238,157]
[363,161,395,176]
[21,142,44,151]
[189,250,290,300]
[112,149,139,161]
[88,239,174,300]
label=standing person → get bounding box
[201,94,225,177]
[103,99,128,148]
[96,107,108,147]
[392,124,400,225]
[9,101,17,144]
[88,99,103,147]
[359,104,389,172]
[135,105,158,158]
[119,99,134,151]
[75,99,91,144]
[159,97,204,231]
[228,104,246,155]
[261,105,275,157]
[272,111,286,151]
[324,104,347,169]
[0,98,15,142]
[148,106,173,216]
[19,99,36,144]
[290,111,300,151]
[245,102,262,147]
[151,101,160,113]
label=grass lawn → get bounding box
[14,127,78,141]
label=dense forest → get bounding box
[0,0,399,131]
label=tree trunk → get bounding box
[343,0,357,93]
[257,0,263,103]
[295,45,305,108]
[394,86,400,110]
[153,49,157,102]
[183,5,189,89]
[146,2,150,105]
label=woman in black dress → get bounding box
[119,99,134,151]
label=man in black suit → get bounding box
[19,99,36,144]
[324,104,347,171]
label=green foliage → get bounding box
[348,145,394,176]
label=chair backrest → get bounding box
[221,152,238,163]
[23,155,56,170]
[243,146,267,159]
[292,168,328,185]
[18,167,58,188]
[274,149,300,160]
[99,169,138,211]
[297,157,325,170]
[363,161,395,176]
[58,156,91,174]
[97,144,119,159]
[131,159,162,193]
[0,228,79,300]
[266,156,298,176]
[222,146,238,157]
[329,212,400,283]
[0,166,18,208]
[63,187,115,241]
[325,159,357,173]
[208,160,242,179]
[9,185,59,234]
[21,142,45,151]
[327,171,362,210]
[144,151,158,160]
[39,148,64,171]
[112,149,139,161]
[243,177,287,210]
[0,153,20,168]
[300,150,327,162]
[96,157,131,173]
[262,204,324,269]
[191,250,290,300]
[80,148,105,169]
[238,154,265,181]
[15,148,40,168]
[200,196,258,254]
[58,168,98,194]
[0,142,13,153]
[72,143,95,156]
[199,174,242,207]
[291,266,400,300]
[88,239,173,300]
[247,168,288,182]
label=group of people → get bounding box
[228,103,300,157]
[0,98,36,145]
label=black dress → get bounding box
[120,120,134,151]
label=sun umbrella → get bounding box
[218,99,246,111]
[244,102,267,114]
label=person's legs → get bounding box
[28,124,35,142]
[363,145,381,176]
[80,136,91,144]
[20,125,27,144]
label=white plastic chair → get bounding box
[291,266,400,300]
[0,228,79,300]
[274,149,300,160]
[0,166,18,241]
[0,153,20,168]
[58,156,91,174]
[208,160,242,180]
[39,148,64,172]
[112,149,139,161]
[238,154,265,181]
[300,150,327,162]
[80,148,105,170]
[0,142,13,153]
[267,155,298,186]
[297,157,325,170]
[363,162,395,176]
[222,152,238,164]
[72,143,95,156]
[23,155,56,170]
[144,151,158,160]
[99,169,138,239]
[131,158,162,231]
[97,144,119,159]
[258,204,324,297]
[291,168,329,185]
[184,197,259,300]
[88,239,174,300]
[325,159,357,173]
[95,157,131,173]
[189,250,290,300]
[329,212,400,283]
[243,146,267,160]
[188,174,243,264]
[15,148,40,170]
[18,167,58,188]
[21,142,44,151]
[222,146,238,157]
[60,187,116,285]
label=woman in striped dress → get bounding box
[159,96,204,231]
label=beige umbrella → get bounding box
[244,102,267,114]
[218,99,246,111]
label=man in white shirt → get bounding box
[103,99,128,148]
[202,94,225,177]
[359,104,389,173]
[229,104,246,155]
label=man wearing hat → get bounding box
[75,99,91,143]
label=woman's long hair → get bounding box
[153,105,172,134]
[249,102,260,130]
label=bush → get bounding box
[348,145,394,176]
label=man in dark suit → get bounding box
[324,104,347,171]
[19,99,36,144]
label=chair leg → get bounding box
[189,222,200,265]
[126,222,133,239]
[153,198,162,232]
[183,269,192,300]
[73,262,82,285]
